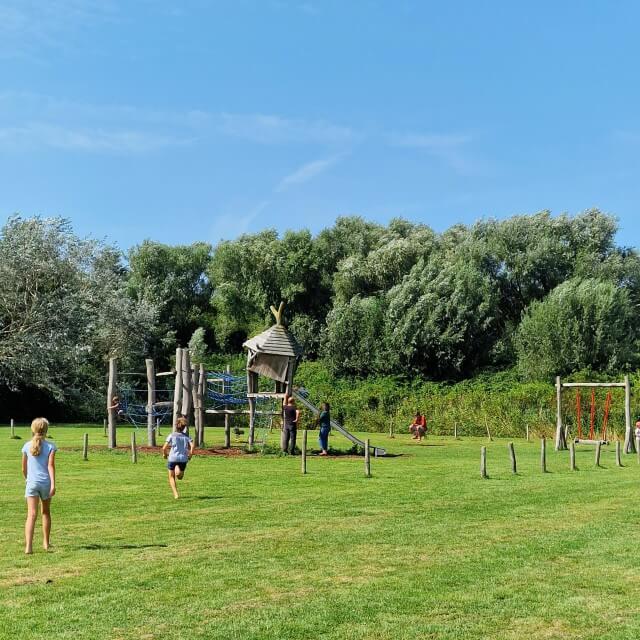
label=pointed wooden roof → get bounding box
[242,301,302,357]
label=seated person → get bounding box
[409,411,427,441]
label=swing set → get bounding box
[574,388,612,445]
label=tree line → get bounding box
[1,209,638,420]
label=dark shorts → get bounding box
[167,460,188,471]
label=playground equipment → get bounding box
[554,376,633,453]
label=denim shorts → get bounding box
[25,482,51,500]
[167,460,188,471]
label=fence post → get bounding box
[83,433,89,461]
[526,424,530,442]
[508,442,517,474]
[481,446,487,479]
[454,422,458,439]
[364,439,371,477]
[301,429,307,475]
[103,418,107,438]
[569,441,576,471]
[10,418,15,439]
[131,432,137,464]
[616,440,622,467]
[540,437,547,473]
[595,441,602,467]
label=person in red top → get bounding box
[409,411,427,441]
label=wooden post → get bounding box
[484,417,492,442]
[481,446,487,479]
[103,418,107,438]
[156,417,161,438]
[131,432,137,464]
[555,376,566,450]
[10,418,14,438]
[508,442,517,474]
[569,440,576,471]
[107,357,117,449]
[540,437,547,473]
[364,439,371,477]
[181,349,192,423]
[301,429,307,474]
[624,375,633,453]
[224,365,231,449]
[172,348,183,431]
[191,364,200,447]
[616,440,622,467]
[389,421,394,438]
[146,358,156,447]
[83,433,89,461]
[198,363,206,447]
[454,422,458,439]
[595,441,602,467]
[636,436,640,465]
[526,424,530,442]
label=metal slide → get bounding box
[292,391,386,457]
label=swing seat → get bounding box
[574,438,609,445]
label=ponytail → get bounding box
[29,418,49,456]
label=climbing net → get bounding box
[117,381,174,428]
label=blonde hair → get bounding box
[30,417,50,456]
[176,416,188,432]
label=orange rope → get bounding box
[589,389,596,440]
[601,392,612,441]
[576,391,582,439]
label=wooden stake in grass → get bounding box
[616,440,622,467]
[301,429,307,475]
[484,417,493,442]
[389,421,395,439]
[131,432,137,464]
[103,418,107,438]
[508,442,517,474]
[569,440,576,471]
[10,418,15,439]
[540,437,547,473]
[454,422,458,439]
[83,433,89,461]
[481,446,487,479]
[595,441,602,467]
[364,439,371,478]
[525,424,530,442]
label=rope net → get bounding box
[118,384,174,428]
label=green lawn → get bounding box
[1,424,640,640]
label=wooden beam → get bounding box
[146,358,156,447]
[107,357,117,449]
[172,348,183,431]
[561,382,626,388]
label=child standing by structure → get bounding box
[318,402,331,456]
[162,416,194,499]
[21,418,56,554]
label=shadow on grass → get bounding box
[79,543,168,551]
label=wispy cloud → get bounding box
[388,131,479,175]
[210,201,270,243]
[276,155,343,192]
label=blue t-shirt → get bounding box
[22,440,57,485]
[165,432,192,462]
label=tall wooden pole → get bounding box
[107,357,117,449]
[181,349,192,424]
[624,375,633,453]
[146,358,156,447]
[224,364,231,449]
[481,446,487,479]
[555,376,565,450]
[364,439,371,477]
[198,363,206,447]
[191,364,201,447]
[508,442,517,474]
[540,437,547,473]
[172,348,183,431]
[569,440,576,471]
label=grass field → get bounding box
[1,424,640,640]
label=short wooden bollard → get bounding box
[569,441,576,471]
[595,441,602,467]
[389,422,395,439]
[481,446,487,478]
[616,441,622,467]
[10,418,15,438]
[82,433,89,461]
[103,418,107,438]
[131,432,137,464]
[540,437,547,473]
[301,429,307,475]
[525,424,530,441]
[454,423,458,439]
[364,439,371,477]
[508,442,517,474]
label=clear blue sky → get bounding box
[1,1,639,250]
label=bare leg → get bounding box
[25,497,39,554]
[175,465,184,480]
[168,469,179,499]
[41,499,52,550]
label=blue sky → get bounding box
[1,0,640,250]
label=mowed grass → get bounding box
[1,425,640,640]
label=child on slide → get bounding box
[162,416,194,499]
[22,418,56,554]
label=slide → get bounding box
[293,391,387,457]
